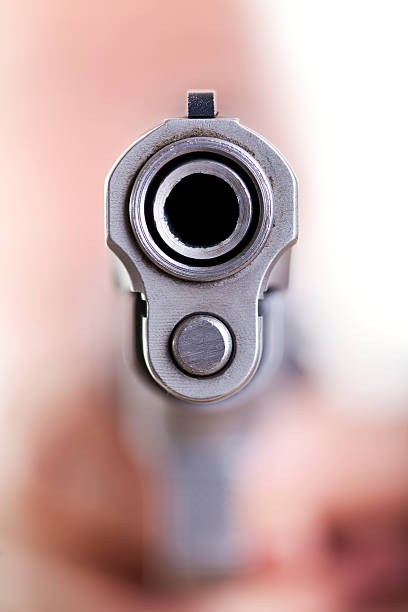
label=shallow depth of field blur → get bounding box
[0,1,407,611]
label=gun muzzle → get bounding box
[106,91,297,403]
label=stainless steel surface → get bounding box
[117,289,294,577]
[171,314,233,376]
[109,93,298,579]
[153,159,252,260]
[129,135,274,282]
[105,92,298,403]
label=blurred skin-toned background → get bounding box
[1,1,407,610]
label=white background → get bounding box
[251,1,408,409]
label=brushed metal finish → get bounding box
[106,115,298,403]
[108,94,298,582]
[129,136,273,282]
[171,314,233,376]
[153,159,252,260]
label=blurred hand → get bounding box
[0,386,161,612]
[2,383,408,612]
[240,389,408,610]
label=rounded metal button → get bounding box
[171,314,233,377]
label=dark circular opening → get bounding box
[164,173,239,248]
[144,151,260,267]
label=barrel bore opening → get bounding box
[164,173,239,248]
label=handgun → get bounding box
[105,91,298,577]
